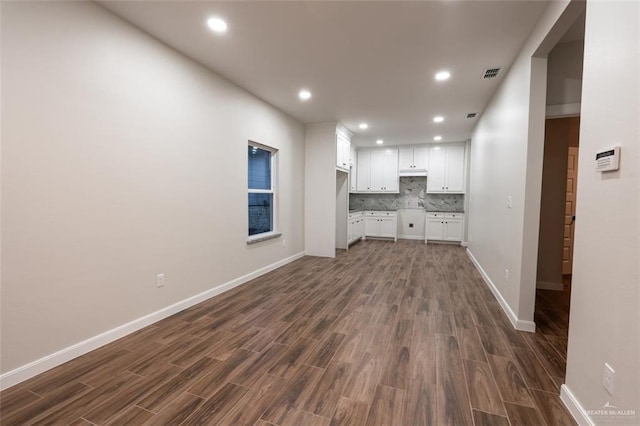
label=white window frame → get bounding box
[247,141,280,244]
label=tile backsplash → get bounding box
[349,177,464,212]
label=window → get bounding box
[248,142,279,242]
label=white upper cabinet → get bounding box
[336,132,351,171]
[427,143,466,193]
[444,144,465,192]
[356,150,372,191]
[399,145,429,172]
[356,148,398,193]
[382,149,399,192]
[349,145,357,192]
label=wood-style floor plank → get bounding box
[303,361,352,418]
[329,397,369,426]
[531,389,577,426]
[487,354,535,408]
[463,359,506,416]
[435,334,474,426]
[472,409,511,426]
[0,241,573,426]
[365,384,404,426]
[504,401,548,426]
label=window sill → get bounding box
[247,232,282,245]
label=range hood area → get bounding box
[399,169,427,177]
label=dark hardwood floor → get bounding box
[0,240,576,425]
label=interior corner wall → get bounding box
[304,123,337,257]
[1,2,305,375]
[467,0,571,327]
[563,0,639,419]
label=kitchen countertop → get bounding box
[350,208,464,213]
[349,208,398,213]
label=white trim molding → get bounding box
[546,102,581,118]
[536,281,565,291]
[0,251,305,391]
[467,249,536,332]
[398,235,425,241]
[561,385,596,426]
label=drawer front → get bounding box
[365,211,380,217]
[380,211,397,217]
[445,213,464,219]
[426,212,445,219]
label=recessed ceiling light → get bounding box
[298,89,312,100]
[433,116,444,123]
[359,123,369,130]
[376,139,384,145]
[434,136,442,141]
[207,17,228,33]
[435,71,451,81]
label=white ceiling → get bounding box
[100,1,550,147]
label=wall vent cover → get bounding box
[482,67,502,79]
[466,113,478,118]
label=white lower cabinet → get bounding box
[363,211,397,241]
[425,212,464,243]
[347,211,364,245]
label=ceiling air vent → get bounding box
[482,67,502,79]
[466,113,477,119]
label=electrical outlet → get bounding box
[603,363,615,395]
[409,223,414,228]
[156,273,165,288]
[504,269,509,283]
[507,196,513,209]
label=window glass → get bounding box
[248,146,271,190]
[248,193,273,236]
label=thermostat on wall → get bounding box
[595,146,620,172]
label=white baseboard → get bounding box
[537,281,565,291]
[466,249,536,332]
[461,241,469,247]
[561,385,595,426]
[0,251,305,391]
[398,235,425,241]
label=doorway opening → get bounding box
[533,10,585,377]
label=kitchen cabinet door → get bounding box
[445,145,465,192]
[426,218,445,240]
[364,216,379,236]
[336,134,350,171]
[356,150,371,191]
[413,145,429,170]
[382,149,399,192]
[350,146,358,192]
[427,147,446,192]
[379,217,397,239]
[444,219,463,241]
[369,150,386,191]
[398,147,414,171]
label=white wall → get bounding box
[304,123,338,257]
[546,39,584,107]
[562,1,639,422]
[467,0,581,329]
[1,2,304,376]
[397,209,426,240]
